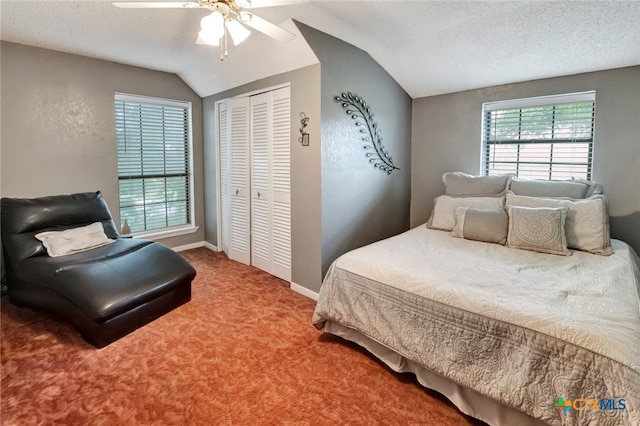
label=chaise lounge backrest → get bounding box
[1,191,120,274]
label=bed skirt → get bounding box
[322,321,548,426]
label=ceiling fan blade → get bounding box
[112,1,201,8]
[240,12,295,42]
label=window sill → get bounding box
[123,225,199,241]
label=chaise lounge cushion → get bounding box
[16,238,193,322]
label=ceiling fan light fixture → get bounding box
[226,19,251,46]
[196,31,220,46]
[113,0,295,61]
[200,10,225,40]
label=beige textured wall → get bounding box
[0,41,205,248]
[411,66,640,252]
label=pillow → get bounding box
[35,222,115,257]
[443,172,512,196]
[573,179,603,197]
[506,206,570,256]
[451,207,508,245]
[505,193,612,255]
[509,178,590,199]
[427,195,505,231]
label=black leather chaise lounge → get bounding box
[1,191,196,348]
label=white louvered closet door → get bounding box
[269,87,291,281]
[219,87,290,280]
[226,96,251,265]
[250,86,291,282]
[250,92,271,274]
[218,101,230,255]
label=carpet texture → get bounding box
[1,248,486,425]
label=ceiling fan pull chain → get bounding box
[224,23,229,59]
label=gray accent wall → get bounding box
[204,22,412,293]
[202,64,322,293]
[0,41,205,248]
[411,66,640,253]
[296,23,412,278]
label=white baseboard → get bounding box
[290,282,319,301]
[203,241,218,252]
[171,241,218,253]
[171,241,205,252]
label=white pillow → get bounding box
[506,206,570,256]
[508,178,591,199]
[427,195,505,231]
[35,222,115,257]
[443,172,512,196]
[505,193,612,255]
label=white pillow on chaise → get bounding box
[35,222,115,257]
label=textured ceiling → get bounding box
[2,0,640,98]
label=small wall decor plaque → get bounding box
[298,112,310,146]
[334,91,400,175]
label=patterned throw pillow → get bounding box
[506,206,571,256]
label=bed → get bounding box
[312,174,640,426]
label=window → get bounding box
[482,91,595,180]
[115,94,193,235]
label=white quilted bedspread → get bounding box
[328,226,640,372]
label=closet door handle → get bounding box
[257,192,261,198]
[235,189,239,196]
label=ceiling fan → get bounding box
[112,0,303,60]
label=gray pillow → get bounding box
[509,178,591,199]
[443,172,512,196]
[451,207,508,245]
[506,206,571,256]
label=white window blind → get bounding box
[482,91,595,180]
[115,94,192,234]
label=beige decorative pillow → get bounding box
[505,193,612,255]
[35,222,115,257]
[427,195,505,231]
[451,207,508,245]
[509,178,591,199]
[506,206,571,256]
[443,172,512,196]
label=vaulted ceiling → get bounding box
[2,1,640,98]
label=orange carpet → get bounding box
[1,248,485,425]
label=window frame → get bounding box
[114,93,196,239]
[481,91,596,181]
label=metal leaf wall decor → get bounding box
[334,91,400,175]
